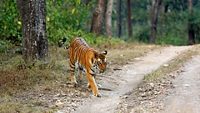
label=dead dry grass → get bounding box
[107,44,161,66]
[0,43,159,113]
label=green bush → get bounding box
[156,35,187,46]
[190,8,200,43]
[0,40,12,53]
[156,9,188,45]
[54,29,125,47]
[134,25,150,43]
[46,0,94,43]
[0,0,94,44]
[0,0,21,40]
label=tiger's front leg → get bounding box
[86,70,101,97]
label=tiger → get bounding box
[68,37,107,97]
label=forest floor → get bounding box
[0,44,200,113]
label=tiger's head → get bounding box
[96,50,107,73]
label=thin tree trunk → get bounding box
[105,0,113,37]
[17,0,48,63]
[90,0,105,35]
[150,0,162,43]
[117,0,122,38]
[188,0,195,45]
[127,0,132,38]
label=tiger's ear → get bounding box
[101,50,107,55]
[94,51,99,58]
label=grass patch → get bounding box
[107,43,160,66]
[144,45,200,82]
[0,46,70,112]
[0,101,54,113]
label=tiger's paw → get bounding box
[95,93,101,97]
[93,92,101,97]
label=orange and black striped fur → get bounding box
[68,38,107,97]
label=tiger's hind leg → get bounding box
[69,61,78,86]
[78,66,84,82]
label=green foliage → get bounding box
[190,8,200,43]
[0,0,94,44]
[156,35,187,46]
[128,0,150,42]
[82,34,125,47]
[53,29,125,47]
[130,0,200,45]
[156,11,188,45]
[0,40,12,53]
[131,0,149,23]
[155,2,200,45]
[46,0,94,42]
[133,25,150,43]
[1,0,200,46]
[0,0,21,40]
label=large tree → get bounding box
[105,0,113,37]
[150,0,162,43]
[17,0,48,63]
[90,0,105,35]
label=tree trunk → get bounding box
[17,0,48,63]
[90,0,105,35]
[127,0,132,38]
[105,0,113,37]
[117,0,122,38]
[150,0,162,43]
[188,0,195,45]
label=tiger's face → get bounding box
[96,51,107,73]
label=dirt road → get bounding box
[161,55,200,113]
[57,46,192,113]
